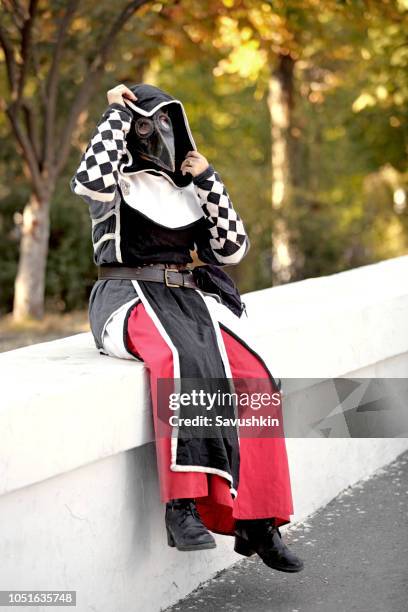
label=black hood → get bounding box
[120,83,197,188]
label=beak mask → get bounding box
[120,84,197,187]
[130,108,176,173]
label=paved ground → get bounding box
[166,451,408,612]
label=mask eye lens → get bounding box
[135,117,154,138]
[158,112,172,131]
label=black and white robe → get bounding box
[70,84,282,499]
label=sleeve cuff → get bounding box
[192,164,215,185]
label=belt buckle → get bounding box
[164,267,181,288]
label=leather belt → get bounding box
[97,264,198,289]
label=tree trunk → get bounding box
[268,53,295,284]
[13,194,50,321]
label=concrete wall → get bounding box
[1,255,407,611]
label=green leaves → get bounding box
[0,0,407,312]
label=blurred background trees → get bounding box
[0,0,407,321]
[0,0,153,321]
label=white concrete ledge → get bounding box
[243,255,408,379]
[0,333,153,497]
[2,256,407,498]
[1,255,408,611]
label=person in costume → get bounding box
[70,83,303,572]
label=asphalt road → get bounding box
[165,450,408,612]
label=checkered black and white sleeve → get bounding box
[70,103,133,203]
[193,164,250,265]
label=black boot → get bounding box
[165,498,216,551]
[234,518,304,572]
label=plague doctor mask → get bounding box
[129,108,175,173]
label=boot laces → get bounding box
[262,519,283,541]
[264,519,276,534]
[173,499,201,525]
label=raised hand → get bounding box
[181,150,209,177]
[107,84,137,107]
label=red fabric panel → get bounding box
[221,329,293,521]
[126,302,209,501]
[126,302,294,534]
[196,330,293,532]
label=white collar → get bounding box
[119,171,204,229]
